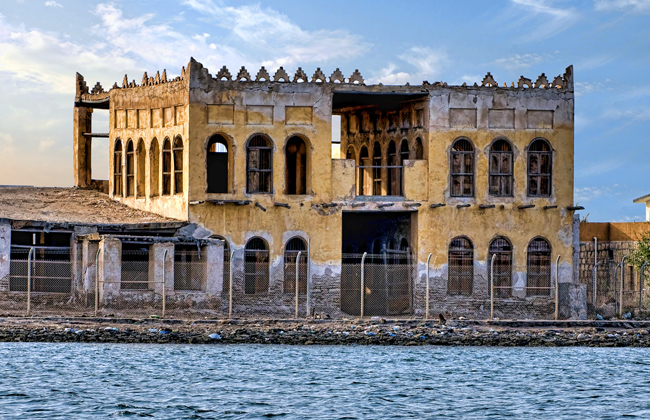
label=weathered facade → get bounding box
[72,58,585,318]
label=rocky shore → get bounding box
[1,317,650,346]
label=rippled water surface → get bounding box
[1,343,649,419]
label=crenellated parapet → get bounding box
[440,67,573,91]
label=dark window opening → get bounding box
[284,237,308,294]
[489,139,513,197]
[121,243,150,290]
[450,139,474,197]
[207,134,229,193]
[285,136,307,195]
[372,142,382,195]
[173,136,183,194]
[162,138,172,195]
[126,140,135,197]
[527,237,551,296]
[150,138,160,197]
[246,135,273,193]
[136,139,146,197]
[488,237,512,297]
[415,138,423,160]
[346,145,356,161]
[174,244,203,291]
[387,141,400,196]
[528,139,552,197]
[113,140,123,196]
[448,236,473,295]
[244,237,269,294]
[358,146,370,196]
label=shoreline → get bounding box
[1,317,650,346]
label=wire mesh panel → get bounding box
[340,253,413,317]
[488,237,512,298]
[283,238,308,295]
[121,250,150,290]
[527,238,551,296]
[448,237,473,295]
[174,249,205,291]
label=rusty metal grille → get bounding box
[527,238,551,296]
[489,237,512,297]
[448,237,473,295]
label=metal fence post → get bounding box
[295,251,302,318]
[94,247,100,317]
[229,250,234,318]
[27,247,34,316]
[641,261,648,313]
[162,249,167,319]
[592,261,601,307]
[426,253,432,319]
[306,240,311,318]
[490,254,495,320]
[619,256,626,317]
[360,252,367,318]
[555,255,561,321]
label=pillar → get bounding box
[204,241,224,295]
[151,242,174,295]
[99,237,121,300]
[0,220,11,292]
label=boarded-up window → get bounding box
[450,138,474,197]
[113,140,123,196]
[283,237,307,294]
[448,237,473,295]
[489,139,513,197]
[246,135,273,193]
[285,136,307,195]
[207,134,229,193]
[528,139,552,197]
[162,138,171,195]
[488,237,512,297]
[173,136,183,194]
[527,237,551,296]
[244,237,269,294]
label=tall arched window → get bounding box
[346,145,356,161]
[150,138,160,197]
[207,134,229,193]
[450,138,474,197]
[387,141,398,195]
[244,237,269,294]
[173,136,183,194]
[125,140,135,197]
[528,139,552,197]
[285,136,307,195]
[488,237,512,297]
[359,146,370,196]
[415,137,424,160]
[284,237,308,294]
[400,139,409,163]
[527,237,551,296]
[448,236,473,295]
[489,139,513,197]
[136,139,146,197]
[372,141,382,195]
[162,138,171,195]
[246,135,273,193]
[113,140,123,196]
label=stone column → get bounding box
[0,220,11,292]
[204,242,224,296]
[73,106,92,188]
[81,239,100,294]
[151,243,174,295]
[99,237,121,301]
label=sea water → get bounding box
[0,343,649,419]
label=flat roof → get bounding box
[0,186,181,226]
[633,193,650,203]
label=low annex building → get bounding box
[7,58,586,319]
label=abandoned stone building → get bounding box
[0,58,585,319]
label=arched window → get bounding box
[284,237,308,294]
[285,136,307,195]
[372,142,382,195]
[400,139,409,163]
[150,138,160,197]
[489,139,513,197]
[415,137,424,160]
[207,134,229,193]
[162,138,171,195]
[528,139,552,197]
[244,237,269,294]
[346,145,356,161]
[136,139,146,197]
[450,138,474,197]
[387,141,398,195]
[527,237,551,296]
[488,237,512,297]
[113,140,123,196]
[125,140,135,197]
[448,236,473,295]
[173,136,183,194]
[246,135,273,193]
[359,146,371,196]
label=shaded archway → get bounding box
[285,136,307,195]
[207,134,229,193]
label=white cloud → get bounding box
[576,159,626,178]
[44,1,62,8]
[509,0,580,41]
[594,0,650,13]
[575,186,617,202]
[493,53,547,71]
[575,81,605,96]
[601,108,650,120]
[367,47,447,85]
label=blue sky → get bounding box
[0,0,649,222]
